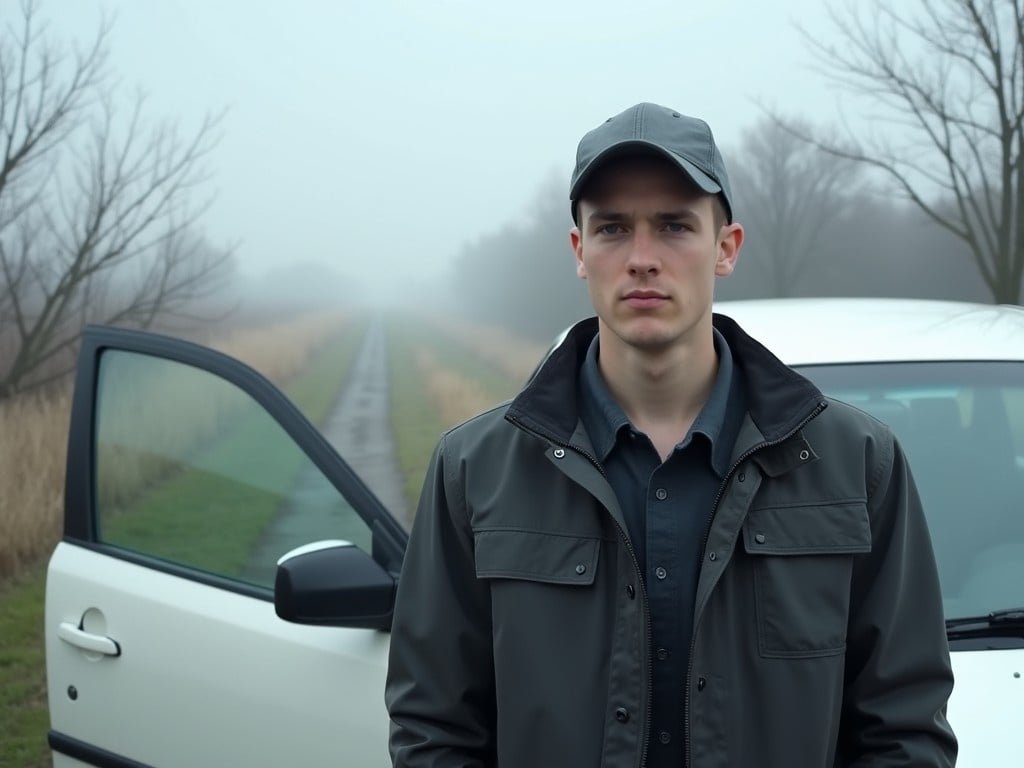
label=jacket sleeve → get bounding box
[839,429,958,766]
[385,433,496,767]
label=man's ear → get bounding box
[715,222,744,277]
[570,227,586,279]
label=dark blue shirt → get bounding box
[577,329,745,766]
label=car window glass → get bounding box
[797,362,1024,620]
[94,349,372,589]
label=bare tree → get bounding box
[730,117,859,297]
[0,0,234,397]
[785,0,1024,304]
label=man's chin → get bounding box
[615,324,677,352]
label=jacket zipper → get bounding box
[506,415,653,768]
[682,400,827,768]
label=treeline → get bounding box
[447,115,989,343]
[448,0,1024,342]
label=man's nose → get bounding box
[627,229,659,275]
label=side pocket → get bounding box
[743,502,871,658]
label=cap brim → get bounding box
[570,140,721,202]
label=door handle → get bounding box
[58,622,121,657]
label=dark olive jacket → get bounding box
[385,314,957,767]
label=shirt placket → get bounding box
[646,460,685,765]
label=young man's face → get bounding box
[570,155,742,355]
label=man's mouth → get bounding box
[623,290,668,308]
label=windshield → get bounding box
[795,361,1024,623]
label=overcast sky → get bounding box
[29,0,842,296]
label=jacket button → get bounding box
[615,707,630,723]
[626,584,635,599]
[738,471,746,482]
[697,677,707,692]
[754,533,766,544]
[708,552,717,561]
[575,563,586,575]
[553,448,566,458]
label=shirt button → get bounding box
[654,566,667,580]
[615,707,630,723]
[655,487,668,500]
[659,731,671,744]
[656,648,669,661]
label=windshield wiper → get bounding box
[945,608,1024,637]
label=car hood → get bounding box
[946,648,1023,765]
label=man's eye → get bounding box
[598,223,623,235]
[665,222,689,233]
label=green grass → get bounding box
[386,318,449,512]
[0,323,364,768]
[0,565,50,768]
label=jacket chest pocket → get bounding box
[742,502,871,659]
[474,529,601,585]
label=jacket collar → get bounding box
[505,313,827,449]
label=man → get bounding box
[386,102,957,767]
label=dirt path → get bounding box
[319,317,409,526]
[242,318,408,583]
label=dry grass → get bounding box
[0,311,348,582]
[415,348,495,427]
[421,315,547,383]
[0,386,71,579]
[207,311,348,385]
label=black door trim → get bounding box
[49,730,155,768]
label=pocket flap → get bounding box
[743,502,871,555]
[475,530,600,585]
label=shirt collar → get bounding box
[577,328,740,475]
[577,335,631,462]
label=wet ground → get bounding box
[319,318,409,526]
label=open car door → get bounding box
[45,325,407,767]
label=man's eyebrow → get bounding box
[655,209,699,221]
[587,210,626,223]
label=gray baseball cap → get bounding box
[569,102,733,223]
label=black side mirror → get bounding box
[274,540,396,630]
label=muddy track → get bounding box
[319,317,409,526]
[242,318,408,583]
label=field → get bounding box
[0,309,544,768]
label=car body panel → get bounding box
[716,298,1024,364]
[46,543,390,767]
[946,649,1024,765]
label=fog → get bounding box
[2,0,1017,361]
[37,0,841,302]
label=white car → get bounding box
[45,298,1024,766]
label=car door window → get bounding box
[94,349,371,588]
